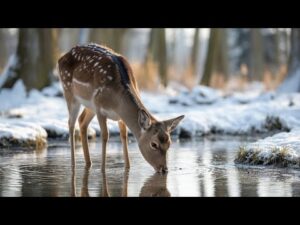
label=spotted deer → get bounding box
[58,43,184,173]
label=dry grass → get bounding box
[0,136,47,150]
[235,145,300,167]
[126,60,289,93]
[131,61,159,91]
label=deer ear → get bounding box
[164,115,185,132]
[138,109,152,130]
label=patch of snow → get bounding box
[277,69,300,93]
[0,120,47,148]
[235,128,300,168]
[41,82,63,97]
[1,80,300,147]
[0,80,26,112]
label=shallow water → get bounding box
[1,136,300,197]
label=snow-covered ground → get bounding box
[1,80,300,159]
[235,129,300,168]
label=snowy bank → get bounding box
[1,80,300,148]
[0,121,47,149]
[235,129,300,168]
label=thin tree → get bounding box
[190,28,200,77]
[278,28,300,92]
[157,29,168,87]
[216,29,229,81]
[144,28,168,87]
[201,29,220,86]
[249,29,264,81]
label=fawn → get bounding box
[58,43,184,173]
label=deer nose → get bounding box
[157,165,168,174]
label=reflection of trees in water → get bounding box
[201,139,215,197]
[226,149,241,197]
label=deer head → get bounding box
[137,109,184,173]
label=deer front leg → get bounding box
[78,108,95,168]
[118,120,130,169]
[67,101,81,167]
[97,114,109,172]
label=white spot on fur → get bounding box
[94,62,99,67]
[98,56,102,60]
[67,82,71,86]
[107,76,112,80]
[108,65,111,68]
[73,78,90,87]
[100,69,103,72]
[103,71,107,74]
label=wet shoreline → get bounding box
[1,137,300,197]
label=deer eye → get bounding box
[150,142,159,150]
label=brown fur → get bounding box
[58,43,184,172]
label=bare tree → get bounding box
[216,29,229,81]
[1,28,58,91]
[190,28,200,77]
[157,29,168,87]
[144,28,168,87]
[278,28,300,92]
[249,29,264,81]
[201,29,220,86]
[89,29,128,53]
[0,29,8,71]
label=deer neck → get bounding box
[115,94,146,140]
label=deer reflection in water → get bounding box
[71,168,170,197]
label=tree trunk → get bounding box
[201,28,220,86]
[250,29,264,81]
[190,28,200,77]
[278,28,300,92]
[215,29,229,81]
[143,28,168,87]
[89,29,127,53]
[0,29,8,71]
[157,29,168,87]
[2,28,57,91]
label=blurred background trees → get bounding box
[0,28,297,93]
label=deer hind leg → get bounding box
[67,99,81,168]
[78,108,95,168]
[118,120,130,169]
[97,114,109,172]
